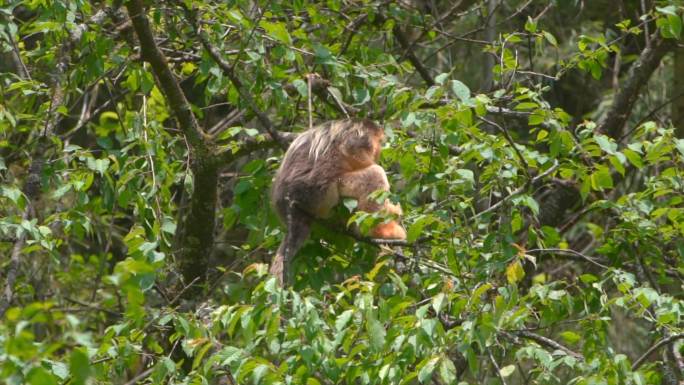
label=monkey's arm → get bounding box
[338,164,406,239]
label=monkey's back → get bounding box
[271,128,344,220]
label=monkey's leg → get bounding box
[339,164,407,239]
[270,202,311,286]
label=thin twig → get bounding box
[189,18,286,147]
[123,367,155,385]
[307,73,314,129]
[488,349,509,385]
[479,115,529,173]
[473,160,559,219]
[506,330,584,360]
[64,297,121,317]
[526,248,609,269]
[0,209,30,317]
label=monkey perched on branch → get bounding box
[270,119,407,285]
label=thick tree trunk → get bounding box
[176,157,218,289]
[125,0,216,295]
[673,46,684,138]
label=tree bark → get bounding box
[673,46,684,138]
[125,0,216,294]
[598,33,675,139]
[482,0,497,91]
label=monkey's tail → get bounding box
[269,252,286,286]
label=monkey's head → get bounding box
[298,119,385,169]
[336,119,384,167]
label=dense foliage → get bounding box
[1,0,683,384]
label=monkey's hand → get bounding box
[368,200,406,239]
[371,221,407,239]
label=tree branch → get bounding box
[1,8,108,318]
[124,0,206,148]
[124,0,217,293]
[632,333,684,370]
[392,24,435,86]
[216,132,298,165]
[473,160,559,219]
[181,6,287,148]
[526,248,609,269]
[598,32,675,139]
[506,330,584,360]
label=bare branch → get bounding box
[526,248,609,269]
[488,349,509,385]
[632,333,684,370]
[506,330,584,360]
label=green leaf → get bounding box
[434,73,449,85]
[407,215,435,243]
[339,198,356,214]
[524,16,537,33]
[500,365,515,377]
[327,86,344,106]
[675,138,684,157]
[656,5,678,16]
[292,79,308,96]
[27,367,58,385]
[1,185,24,205]
[595,134,617,155]
[260,21,292,45]
[623,148,643,168]
[512,195,540,216]
[252,363,271,384]
[455,169,474,184]
[86,157,110,175]
[591,166,613,190]
[438,357,457,383]
[668,14,682,38]
[450,80,471,102]
[609,154,625,176]
[366,315,386,351]
[335,309,354,331]
[560,331,581,344]
[69,349,91,385]
[418,356,440,383]
[432,292,446,315]
[528,111,545,126]
[542,31,558,47]
[353,87,370,105]
[192,341,213,369]
[183,171,194,194]
[515,102,538,110]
